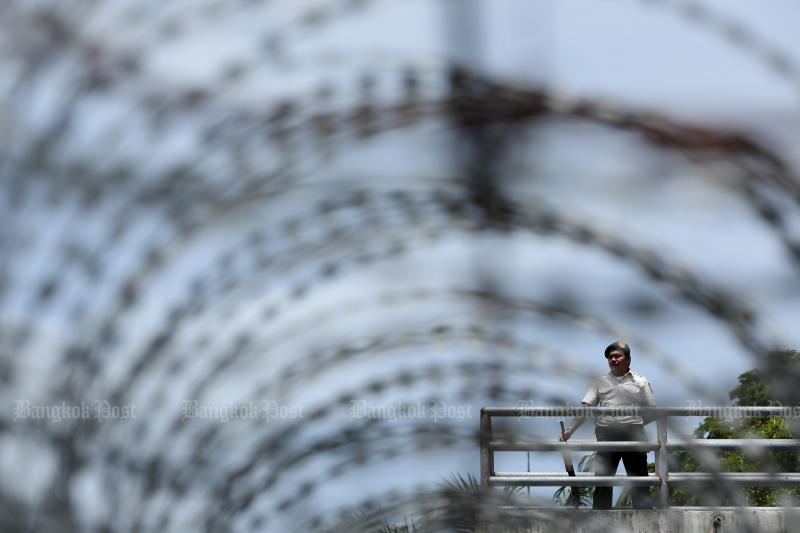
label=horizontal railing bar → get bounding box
[482,406,799,417]
[491,473,800,487]
[670,473,800,479]
[488,439,800,452]
[496,472,649,477]
[667,439,799,450]
[490,439,659,452]
[668,473,800,487]
[496,472,800,479]
[493,505,800,512]
[490,475,657,487]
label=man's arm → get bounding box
[642,379,657,425]
[559,402,590,441]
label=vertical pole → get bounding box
[656,414,669,508]
[527,450,531,497]
[480,409,493,489]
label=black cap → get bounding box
[604,341,630,358]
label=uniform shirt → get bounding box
[581,370,656,426]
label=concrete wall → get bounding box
[512,508,800,533]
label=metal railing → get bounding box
[480,406,800,508]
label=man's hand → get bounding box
[559,427,573,441]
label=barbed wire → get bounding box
[1,1,799,531]
[634,0,800,93]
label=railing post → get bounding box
[656,413,669,508]
[480,408,493,489]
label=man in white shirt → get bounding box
[559,341,656,509]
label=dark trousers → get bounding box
[593,424,651,510]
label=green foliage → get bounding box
[731,350,800,407]
[438,472,523,499]
[374,473,527,533]
[375,517,421,533]
[553,453,595,507]
[670,350,800,506]
[439,472,482,495]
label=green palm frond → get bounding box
[553,453,595,507]
[439,472,482,494]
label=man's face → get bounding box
[606,350,630,376]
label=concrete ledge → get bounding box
[507,508,800,532]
